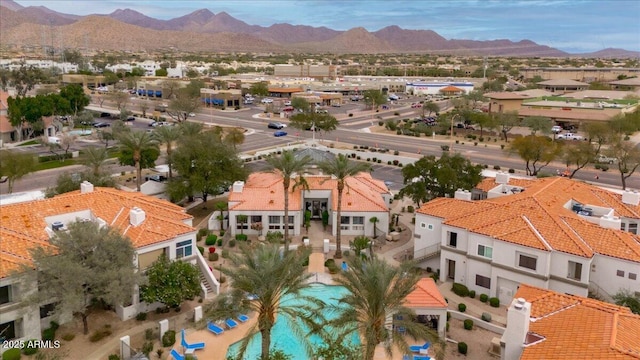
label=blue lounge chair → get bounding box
[170,349,185,360]
[409,342,430,353]
[341,261,348,271]
[412,356,431,360]
[225,318,238,329]
[237,314,249,323]
[181,329,205,350]
[402,355,410,360]
[207,322,224,335]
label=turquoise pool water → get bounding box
[226,283,359,359]
[68,129,92,136]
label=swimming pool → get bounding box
[226,283,359,359]
[68,129,92,136]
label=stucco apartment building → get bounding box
[501,284,640,359]
[0,183,219,347]
[412,175,640,306]
[520,67,640,82]
[227,171,391,239]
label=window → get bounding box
[475,275,491,289]
[420,222,426,229]
[250,215,262,223]
[0,285,10,305]
[40,303,57,319]
[176,239,193,258]
[340,216,350,224]
[236,216,248,230]
[617,270,625,277]
[630,223,638,235]
[448,232,458,248]
[518,254,537,271]
[428,224,433,230]
[629,273,637,280]
[477,245,493,259]
[568,261,582,281]
[353,217,364,225]
[287,216,294,230]
[268,216,280,224]
[0,320,16,340]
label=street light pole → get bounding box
[450,114,459,152]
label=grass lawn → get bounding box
[17,140,40,146]
[34,159,78,171]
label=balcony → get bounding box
[413,243,441,262]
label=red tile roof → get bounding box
[229,172,389,212]
[404,278,448,308]
[418,177,640,261]
[0,187,195,278]
[514,284,640,359]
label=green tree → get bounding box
[44,171,117,198]
[153,125,181,179]
[522,116,552,135]
[140,255,200,308]
[168,88,201,122]
[399,154,483,206]
[613,289,640,314]
[224,128,246,149]
[7,95,55,140]
[468,112,496,138]
[5,65,44,96]
[170,132,247,206]
[319,154,372,259]
[609,139,640,190]
[81,146,110,177]
[422,101,440,118]
[215,201,228,231]
[495,111,520,142]
[509,135,562,176]
[204,244,319,360]
[561,122,611,178]
[362,89,387,110]
[289,112,339,138]
[117,131,159,191]
[291,97,311,113]
[59,84,90,116]
[249,82,269,96]
[155,68,168,77]
[0,150,36,193]
[329,256,443,360]
[265,150,313,252]
[369,217,379,238]
[22,221,141,334]
[351,236,371,257]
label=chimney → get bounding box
[501,298,531,360]
[495,172,510,185]
[232,181,245,193]
[621,190,640,206]
[454,189,472,201]
[129,207,146,227]
[80,181,94,194]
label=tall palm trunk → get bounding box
[260,328,271,360]
[335,181,344,258]
[283,178,291,252]
[134,150,142,191]
[166,143,173,179]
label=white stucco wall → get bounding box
[0,277,42,352]
[589,255,640,299]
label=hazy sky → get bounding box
[14,0,640,53]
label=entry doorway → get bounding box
[305,200,327,219]
[447,259,456,280]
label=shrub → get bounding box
[197,246,204,255]
[2,349,21,360]
[162,330,176,347]
[377,159,382,163]
[493,165,500,170]
[235,234,248,241]
[378,121,384,126]
[594,163,601,170]
[208,246,216,254]
[22,340,38,355]
[61,333,75,341]
[407,205,415,213]
[469,290,476,298]
[508,168,515,173]
[394,150,399,155]
[479,137,484,142]
[216,239,223,246]
[142,341,154,356]
[49,321,60,331]
[446,322,450,332]
[489,297,500,307]
[348,113,353,117]
[474,142,478,146]
[205,234,218,245]
[41,327,56,341]
[219,276,226,283]
[197,228,209,241]
[208,252,219,261]
[136,312,148,321]
[500,144,505,149]
[145,328,154,341]
[219,230,225,237]
[458,342,468,355]
[221,249,229,258]
[228,240,236,248]
[480,294,489,302]
[343,250,350,257]
[458,303,467,312]
[324,258,335,267]
[89,328,112,342]
[447,311,451,321]
[108,355,121,360]
[463,319,474,330]
[452,283,470,297]
[481,312,492,322]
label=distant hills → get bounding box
[1,0,638,57]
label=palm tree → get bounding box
[203,244,321,360]
[214,201,227,231]
[330,256,443,360]
[369,216,379,238]
[81,146,109,177]
[178,121,203,138]
[153,125,180,179]
[117,131,157,191]
[319,154,371,258]
[265,150,313,253]
[224,128,246,149]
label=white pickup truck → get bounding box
[596,154,617,164]
[557,132,583,140]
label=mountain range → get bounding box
[1,0,638,57]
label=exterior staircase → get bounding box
[199,272,214,295]
[413,244,441,262]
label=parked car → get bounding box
[282,106,295,112]
[557,132,583,140]
[93,122,111,128]
[150,121,171,127]
[125,116,135,122]
[411,103,422,108]
[0,176,8,183]
[144,174,167,182]
[284,100,292,106]
[99,112,111,118]
[268,122,286,129]
[596,154,617,164]
[551,125,563,133]
[273,130,288,137]
[261,98,274,104]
